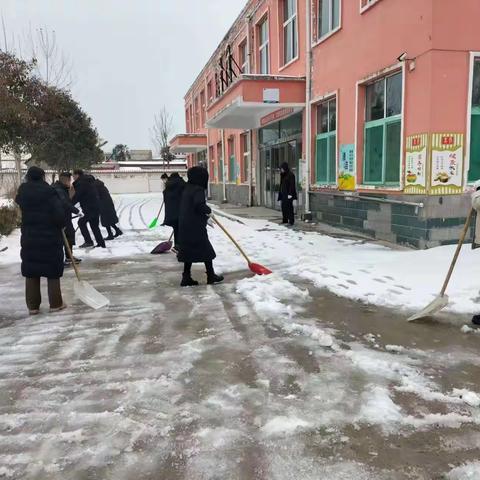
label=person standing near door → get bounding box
[72,169,106,249]
[278,162,297,226]
[15,166,67,314]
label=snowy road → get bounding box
[1,194,480,479]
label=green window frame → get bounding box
[229,155,236,182]
[363,72,402,186]
[469,58,480,182]
[315,97,337,184]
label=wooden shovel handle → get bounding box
[441,208,474,296]
[62,229,81,282]
[212,215,251,264]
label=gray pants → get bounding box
[25,278,63,311]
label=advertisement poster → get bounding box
[338,144,355,191]
[430,133,464,194]
[404,134,428,194]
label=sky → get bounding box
[0,0,246,152]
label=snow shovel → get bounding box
[151,231,174,254]
[212,215,272,275]
[148,201,164,229]
[62,230,110,310]
[408,208,474,322]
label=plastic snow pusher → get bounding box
[212,215,272,276]
[62,230,110,310]
[148,201,164,229]
[151,231,174,254]
[408,208,474,322]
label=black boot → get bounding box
[207,273,224,285]
[114,226,123,238]
[472,314,480,326]
[181,274,199,287]
[79,242,94,249]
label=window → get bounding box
[186,108,190,133]
[228,137,236,182]
[315,98,337,184]
[209,145,215,178]
[207,80,213,101]
[319,0,340,39]
[217,142,224,182]
[469,58,480,182]
[258,18,269,74]
[239,40,248,73]
[241,133,250,182]
[194,97,200,130]
[364,72,402,185]
[200,90,206,126]
[283,0,297,64]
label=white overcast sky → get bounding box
[1,0,245,151]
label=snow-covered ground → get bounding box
[0,193,479,479]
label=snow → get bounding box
[447,462,480,479]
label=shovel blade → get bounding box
[249,262,272,276]
[74,279,110,310]
[148,218,158,229]
[150,241,173,254]
[407,294,449,322]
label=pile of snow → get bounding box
[446,462,480,479]
[0,198,14,208]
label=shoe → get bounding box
[79,242,94,249]
[94,244,106,249]
[181,274,199,287]
[207,273,224,285]
[171,246,179,255]
[29,309,40,316]
[472,314,480,326]
[49,304,67,313]
[114,230,123,238]
[104,236,115,241]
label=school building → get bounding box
[170,0,480,248]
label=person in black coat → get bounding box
[94,178,122,240]
[15,166,66,314]
[72,169,106,248]
[177,166,223,287]
[53,172,81,265]
[278,162,297,226]
[163,172,185,250]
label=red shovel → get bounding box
[212,215,272,275]
[151,231,174,255]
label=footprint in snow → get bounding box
[360,269,371,274]
[387,289,403,296]
[383,276,395,281]
[373,278,386,284]
[347,279,358,285]
[337,284,350,290]
[395,285,412,291]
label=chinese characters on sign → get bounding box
[338,144,355,191]
[430,133,464,195]
[404,134,428,194]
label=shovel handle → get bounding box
[440,208,474,296]
[212,215,252,265]
[62,229,81,282]
[156,201,165,221]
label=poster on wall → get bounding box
[430,133,464,195]
[338,144,356,191]
[404,133,428,194]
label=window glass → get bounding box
[284,0,296,19]
[332,0,340,29]
[328,134,337,183]
[364,124,383,183]
[329,98,337,131]
[260,19,268,44]
[316,137,329,182]
[385,121,401,183]
[366,79,385,122]
[386,72,402,117]
[473,59,480,107]
[319,0,340,38]
[318,103,328,133]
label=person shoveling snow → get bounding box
[471,180,480,326]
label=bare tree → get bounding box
[150,107,174,164]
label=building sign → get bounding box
[338,144,355,191]
[263,88,280,104]
[430,133,464,195]
[404,133,428,194]
[260,107,294,127]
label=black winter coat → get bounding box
[278,163,298,202]
[53,181,79,245]
[72,174,100,216]
[94,179,119,227]
[178,167,216,264]
[16,180,66,279]
[163,174,186,227]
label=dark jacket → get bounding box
[16,179,66,279]
[53,181,79,245]
[278,162,297,202]
[72,174,100,216]
[178,167,216,263]
[94,179,119,227]
[163,173,186,227]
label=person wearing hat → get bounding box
[15,166,67,314]
[177,166,223,287]
[472,180,480,325]
[163,172,186,251]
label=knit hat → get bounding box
[25,166,45,181]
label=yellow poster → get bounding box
[430,133,464,195]
[404,134,428,194]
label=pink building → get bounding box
[170,0,480,248]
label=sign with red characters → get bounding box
[260,107,294,127]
